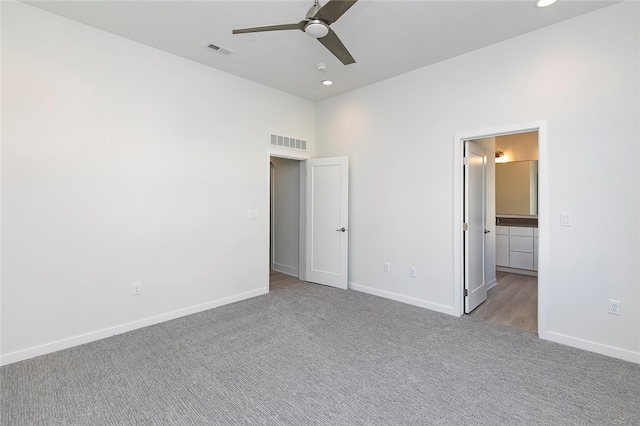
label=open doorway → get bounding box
[269,154,350,291]
[454,122,547,337]
[467,132,539,333]
[269,156,304,291]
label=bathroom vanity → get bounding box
[495,216,538,276]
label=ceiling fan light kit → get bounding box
[535,0,558,8]
[232,0,358,65]
[305,20,329,38]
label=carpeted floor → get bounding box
[2,282,639,425]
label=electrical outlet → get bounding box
[133,282,141,296]
[384,262,391,273]
[608,299,621,315]
[410,267,417,278]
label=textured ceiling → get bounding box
[24,0,619,101]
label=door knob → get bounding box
[484,229,490,234]
[336,227,347,232]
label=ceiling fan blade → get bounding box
[318,28,355,65]
[233,21,305,35]
[314,0,358,24]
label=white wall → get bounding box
[1,2,315,364]
[271,157,300,276]
[316,2,639,362]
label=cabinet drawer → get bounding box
[496,226,509,236]
[510,235,533,253]
[509,227,534,237]
[510,251,534,269]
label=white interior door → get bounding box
[465,142,487,313]
[305,156,349,289]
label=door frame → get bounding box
[453,121,548,338]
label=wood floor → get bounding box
[469,271,538,333]
[269,270,303,290]
[270,270,537,333]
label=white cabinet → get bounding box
[510,251,534,270]
[496,226,510,267]
[496,225,538,273]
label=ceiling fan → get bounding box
[232,0,358,65]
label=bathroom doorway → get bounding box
[454,122,546,335]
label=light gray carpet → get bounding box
[2,282,639,425]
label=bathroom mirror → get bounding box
[495,160,538,215]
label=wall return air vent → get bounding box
[270,134,307,151]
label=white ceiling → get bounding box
[24,0,618,102]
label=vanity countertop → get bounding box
[496,216,538,227]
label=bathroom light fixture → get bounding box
[322,79,334,86]
[495,150,504,158]
[495,150,508,163]
[535,0,558,8]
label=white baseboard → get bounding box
[486,278,498,291]
[272,263,299,277]
[496,266,538,277]
[0,287,268,366]
[348,282,458,317]
[541,330,640,364]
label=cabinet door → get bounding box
[496,234,509,266]
[510,235,534,253]
[510,252,534,270]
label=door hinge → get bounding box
[464,289,469,297]
[463,157,469,166]
[463,222,468,231]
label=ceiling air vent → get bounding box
[270,134,307,152]
[207,43,233,56]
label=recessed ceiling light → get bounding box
[535,0,558,7]
[322,80,334,86]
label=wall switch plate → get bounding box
[133,282,141,296]
[384,262,391,273]
[560,212,571,227]
[608,299,621,315]
[247,210,258,220]
[410,267,417,278]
